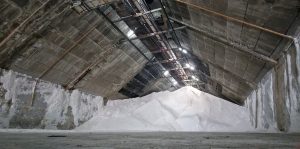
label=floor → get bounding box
[0,131,299,149]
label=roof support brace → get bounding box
[112,8,162,23]
[148,58,185,65]
[129,26,186,40]
[170,17,278,65]
[98,8,151,61]
[166,60,256,89]
[175,0,294,40]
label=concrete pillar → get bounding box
[273,57,290,131]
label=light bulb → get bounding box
[192,75,196,79]
[173,81,178,85]
[185,63,191,68]
[163,71,169,76]
[127,30,134,37]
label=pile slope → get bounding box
[77,86,254,132]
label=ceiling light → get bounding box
[163,71,169,76]
[185,63,195,70]
[71,1,81,7]
[185,63,191,68]
[190,66,195,70]
[171,78,178,85]
[191,75,199,81]
[172,80,178,85]
[182,49,187,54]
[127,30,134,38]
[178,47,182,51]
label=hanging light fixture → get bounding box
[163,70,170,76]
[185,63,195,71]
[185,63,191,68]
[127,30,134,38]
[192,75,199,81]
[190,66,195,70]
[173,80,178,85]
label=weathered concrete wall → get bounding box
[0,69,102,129]
[245,15,300,132]
[246,44,300,132]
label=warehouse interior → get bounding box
[0,0,300,148]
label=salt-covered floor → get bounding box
[0,131,299,149]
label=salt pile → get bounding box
[77,86,254,132]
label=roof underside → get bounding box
[0,0,299,104]
[164,0,299,103]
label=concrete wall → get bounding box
[0,69,103,129]
[246,44,300,132]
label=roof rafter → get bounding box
[170,17,278,65]
[175,0,294,40]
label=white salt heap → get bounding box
[77,86,254,132]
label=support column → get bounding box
[274,57,290,131]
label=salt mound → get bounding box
[76,86,254,132]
